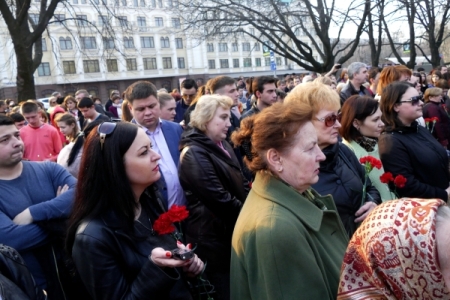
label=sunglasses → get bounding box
[97,122,117,150]
[399,95,422,106]
[316,113,341,127]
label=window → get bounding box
[133,0,138,6]
[162,57,172,69]
[151,0,156,7]
[80,37,96,49]
[73,0,78,4]
[167,0,172,7]
[242,42,250,51]
[37,63,50,76]
[29,14,39,24]
[172,18,180,28]
[233,58,239,68]
[232,43,238,52]
[218,43,228,52]
[93,0,99,4]
[126,58,137,71]
[220,59,229,68]
[103,38,114,49]
[254,43,260,51]
[160,37,170,48]
[158,0,162,7]
[63,61,76,74]
[98,15,108,26]
[276,57,282,66]
[155,17,163,27]
[143,58,157,69]
[265,57,270,66]
[106,59,118,72]
[121,0,127,6]
[250,28,255,35]
[140,0,145,6]
[140,37,154,48]
[76,15,88,26]
[177,57,185,69]
[244,58,252,67]
[208,59,215,69]
[81,0,86,4]
[207,43,214,52]
[41,38,47,51]
[59,37,72,50]
[123,37,134,48]
[137,17,146,27]
[54,14,65,25]
[255,58,261,66]
[118,16,128,27]
[83,60,100,73]
[175,38,183,49]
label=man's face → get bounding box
[279,82,286,89]
[443,89,449,97]
[408,75,419,85]
[22,111,41,127]
[181,87,197,105]
[160,99,177,122]
[257,83,277,107]
[0,104,6,113]
[75,92,88,102]
[79,106,97,119]
[0,124,24,168]
[294,78,301,86]
[216,84,239,105]
[14,121,26,130]
[129,96,161,130]
[353,67,368,84]
[442,67,448,74]
[238,88,244,97]
[288,81,295,89]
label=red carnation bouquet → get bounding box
[153,205,189,240]
[359,156,382,206]
[424,117,439,134]
[380,172,407,198]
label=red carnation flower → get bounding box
[167,205,189,223]
[432,117,439,122]
[153,213,176,235]
[359,156,382,170]
[394,175,407,188]
[424,118,431,123]
[380,172,394,184]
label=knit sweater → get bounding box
[20,124,62,162]
[343,139,395,202]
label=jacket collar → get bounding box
[251,173,330,231]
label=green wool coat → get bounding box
[231,173,348,300]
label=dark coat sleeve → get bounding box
[379,133,448,200]
[179,146,243,227]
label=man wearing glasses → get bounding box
[174,78,197,124]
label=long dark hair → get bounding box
[66,122,139,255]
[339,95,379,141]
[67,120,103,166]
[380,81,411,129]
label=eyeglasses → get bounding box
[316,113,341,127]
[97,122,117,150]
[399,95,422,106]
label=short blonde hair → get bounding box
[284,82,340,115]
[424,87,443,102]
[190,95,233,131]
[314,76,333,86]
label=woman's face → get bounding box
[395,87,423,125]
[432,74,440,84]
[312,109,341,149]
[67,101,76,110]
[277,122,326,193]
[421,73,426,81]
[415,82,421,93]
[57,121,75,137]
[428,94,442,103]
[124,128,161,192]
[355,107,384,138]
[205,106,231,143]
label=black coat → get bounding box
[378,121,450,200]
[178,128,249,271]
[339,82,372,106]
[72,190,192,300]
[312,143,381,236]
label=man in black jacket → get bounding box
[240,76,277,121]
[339,62,372,105]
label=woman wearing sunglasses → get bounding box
[339,96,394,202]
[379,81,450,200]
[66,122,204,299]
[285,82,381,237]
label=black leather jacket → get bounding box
[312,143,381,237]
[71,190,192,300]
[178,128,249,270]
[339,82,372,105]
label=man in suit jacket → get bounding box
[125,81,185,209]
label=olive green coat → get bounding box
[231,173,348,300]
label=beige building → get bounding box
[0,0,310,100]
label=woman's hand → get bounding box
[355,201,377,223]
[150,242,204,275]
[179,244,204,277]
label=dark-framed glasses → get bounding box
[399,95,422,106]
[97,122,117,150]
[316,113,341,127]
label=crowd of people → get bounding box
[1,62,450,299]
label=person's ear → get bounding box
[393,103,401,113]
[352,119,361,130]
[255,90,261,99]
[266,148,283,173]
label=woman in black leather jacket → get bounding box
[66,122,204,300]
[285,82,381,237]
[179,95,249,300]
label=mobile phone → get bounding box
[335,64,342,69]
[171,248,195,260]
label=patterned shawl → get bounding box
[338,198,449,300]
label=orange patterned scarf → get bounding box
[338,199,449,300]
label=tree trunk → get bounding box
[15,45,37,101]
